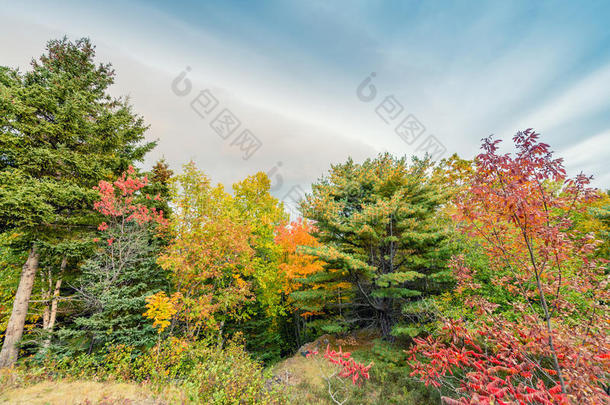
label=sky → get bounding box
[1,0,609,207]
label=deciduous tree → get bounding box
[62,167,167,352]
[229,172,290,361]
[408,130,609,403]
[157,162,254,341]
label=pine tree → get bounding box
[301,153,454,339]
[148,158,174,217]
[0,37,154,366]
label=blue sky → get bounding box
[1,0,609,199]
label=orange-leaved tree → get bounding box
[276,218,325,299]
[276,218,354,342]
[276,220,348,306]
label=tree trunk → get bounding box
[47,278,62,330]
[42,256,66,350]
[0,245,40,368]
[218,320,225,349]
[379,309,393,340]
[41,271,51,330]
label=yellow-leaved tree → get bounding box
[157,162,254,342]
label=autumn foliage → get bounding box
[157,163,255,339]
[3,54,609,405]
[275,219,323,293]
[143,291,180,333]
[275,219,328,318]
[323,344,373,385]
[408,130,609,404]
[93,165,167,233]
[304,344,374,404]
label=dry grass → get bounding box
[0,380,184,405]
[273,331,376,386]
[0,331,394,405]
[271,331,379,404]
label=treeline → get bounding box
[0,38,457,366]
[1,38,608,404]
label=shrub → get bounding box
[16,337,287,404]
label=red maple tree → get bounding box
[94,165,167,232]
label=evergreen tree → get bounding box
[147,158,174,216]
[59,167,168,353]
[65,223,165,352]
[300,154,454,339]
[0,37,154,366]
[275,219,332,346]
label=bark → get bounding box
[0,245,40,368]
[42,256,66,350]
[218,320,225,350]
[41,272,51,330]
[379,309,393,340]
[47,278,62,331]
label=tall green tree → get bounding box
[300,154,454,339]
[0,37,154,366]
[230,172,291,362]
[147,158,174,217]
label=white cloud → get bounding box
[507,63,610,135]
[558,131,610,188]
[0,12,377,199]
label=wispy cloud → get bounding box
[1,0,609,189]
[559,131,610,188]
[507,62,610,137]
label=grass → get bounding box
[0,330,440,404]
[0,379,185,404]
[271,330,440,404]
